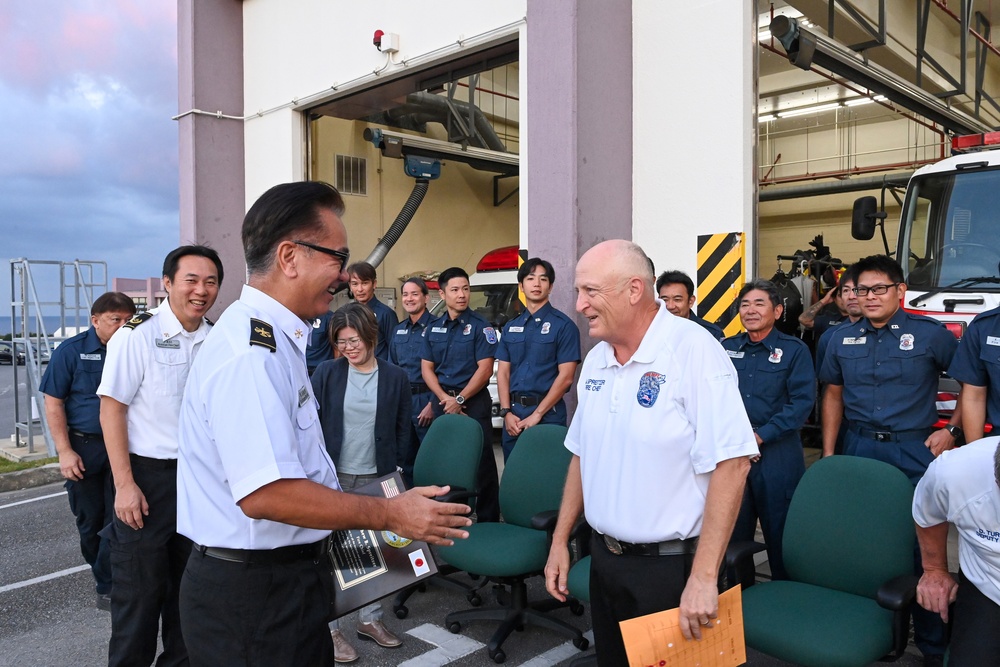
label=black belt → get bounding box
[69,430,103,440]
[597,532,699,557]
[511,392,540,407]
[442,387,462,397]
[847,423,932,443]
[193,539,328,566]
[129,453,177,469]
[410,382,430,395]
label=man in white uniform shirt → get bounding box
[544,240,757,665]
[98,244,223,667]
[913,437,1000,666]
[175,181,471,666]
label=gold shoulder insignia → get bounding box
[123,312,154,330]
[249,318,276,352]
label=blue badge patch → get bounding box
[636,372,667,408]
[483,326,498,344]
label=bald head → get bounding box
[575,240,659,358]
[578,240,656,301]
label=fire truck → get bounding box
[852,132,1000,428]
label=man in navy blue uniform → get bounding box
[723,280,814,580]
[40,291,136,610]
[819,254,961,666]
[305,310,334,375]
[656,270,724,339]
[421,266,500,522]
[496,258,581,461]
[949,304,1000,443]
[345,261,398,360]
[389,277,435,486]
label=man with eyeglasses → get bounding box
[175,182,471,665]
[342,261,398,361]
[819,254,960,667]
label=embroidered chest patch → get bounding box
[636,372,667,408]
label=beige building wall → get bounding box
[310,117,519,316]
[757,112,940,278]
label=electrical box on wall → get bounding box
[380,32,400,54]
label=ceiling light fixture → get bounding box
[776,102,842,118]
[758,114,776,123]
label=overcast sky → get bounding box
[0,1,178,311]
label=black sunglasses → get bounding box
[293,240,350,269]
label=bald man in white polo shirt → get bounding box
[544,240,757,666]
[913,437,1000,666]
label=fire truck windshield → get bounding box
[902,166,1000,290]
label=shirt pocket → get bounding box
[151,347,188,397]
[835,343,872,382]
[887,346,927,385]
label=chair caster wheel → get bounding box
[448,621,462,634]
[570,600,585,616]
[394,605,408,619]
[489,648,506,663]
[468,593,482,607]
[574,636,590,650]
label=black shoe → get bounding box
[923,654,945,667]
[96,593,111,612]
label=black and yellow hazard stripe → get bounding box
[696,232,745,337]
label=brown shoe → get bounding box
[331,629,358,663]
[357,620,402,648]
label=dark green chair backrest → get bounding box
[412,414,482,496]
[499,424,572,528]
[783,455,915,599]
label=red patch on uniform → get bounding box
[415,558,424,567]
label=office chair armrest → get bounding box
[437,487,478,504]
[876,574,919,611]
[531,510,559,532]
[724,540,767,589]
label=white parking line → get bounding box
[399,623,485,666]
[519,631,594,667]
[0,564,89,594]
[0,490,66,510]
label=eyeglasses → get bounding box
[852,283,900,296]
[334,336,363,349]
[293,240,350,270]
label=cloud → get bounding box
[0,1,179,311]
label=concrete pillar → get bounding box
[177,0,246,316]
[525,0,633,323]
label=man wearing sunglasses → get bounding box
[819,253,960,667]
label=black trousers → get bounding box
[105,456,192,667]
[949,572,1000,666]
[65,431,114,594]
[432,389,499,522]
[588,533,695,666]
[180,548,336,667]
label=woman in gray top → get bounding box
[312,303,411,663]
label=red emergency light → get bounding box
[942,321,965,340]
[952,131,1000,152]
[476,246,519,272]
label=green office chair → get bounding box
[566,555,597,667]
[439,424,589,664]
[392,413,484,618]
[728,455,918,667]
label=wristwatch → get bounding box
[945,424,963,439]
[455,394,465,405]
[499,407,512,417]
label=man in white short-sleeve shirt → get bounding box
[544,240,757,665]
[97,244,223,667]
[913,437,1000,666]
[175,181,472,666]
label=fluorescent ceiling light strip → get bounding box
[776,102,842,118]
[845,97,874,106]
[758,114,776,123]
